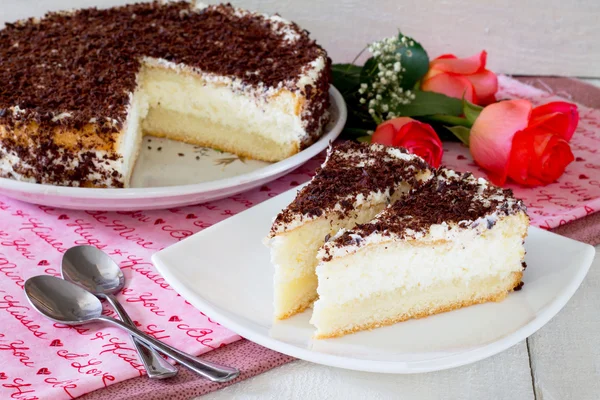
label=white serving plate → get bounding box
[0,87,346,211]
[152,185,596,374]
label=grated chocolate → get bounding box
[270,141,430,235]
[331,168,527,250]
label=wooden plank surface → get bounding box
[202,342,535,400]
[2,0,600,77]
[527,246,600,400]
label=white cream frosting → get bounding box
[0,148,123,187]
[318,169,524,261]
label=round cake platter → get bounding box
[0,87,346,211]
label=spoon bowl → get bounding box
[62,245,178,379]
[25,275,103,324]
[62,245,124,294]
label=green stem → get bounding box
[421,114,473,128]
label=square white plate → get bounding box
[152,186,596,373]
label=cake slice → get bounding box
[311,168,529,338]
[265,141,432,319]
[0,1,330,187]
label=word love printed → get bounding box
[57,350,116,387]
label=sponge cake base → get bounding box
[312,271,523,339]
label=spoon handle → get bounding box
[97,315,240,383]
[104,294,178,379]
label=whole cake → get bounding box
[0,1,330,187]
[265,141,432,320]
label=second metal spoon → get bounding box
[62,245,178,379]
[25,275,240,383]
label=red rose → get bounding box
[421,51,498,106]
[371,117,443,167]
[470,100,578,186]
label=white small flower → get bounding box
[361,34,416,120]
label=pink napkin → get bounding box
[0,76,598,400]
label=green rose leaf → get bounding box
[391,90,463,117]
[360,57,379,83]
[463,99,484,125]
[396,32,429,90]
[446,125,471,146]
[331,63,363,95]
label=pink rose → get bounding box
[371,117,443,167]
[421,51,498,105]
[470,100,578,186]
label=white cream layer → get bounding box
[315,213,526,306]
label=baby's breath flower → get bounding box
[358,35,416,123]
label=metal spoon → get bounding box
[62,245,177,379]
[25,275,240,383]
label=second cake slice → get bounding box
[311,168,529,338]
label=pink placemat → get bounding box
[0,76,598,400]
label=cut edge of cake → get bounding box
[310,168,529,339]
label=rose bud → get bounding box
[371,117,443,167]
[421,51,498,106]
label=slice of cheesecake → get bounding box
[311,168,529,338]
[265,141,432,320]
